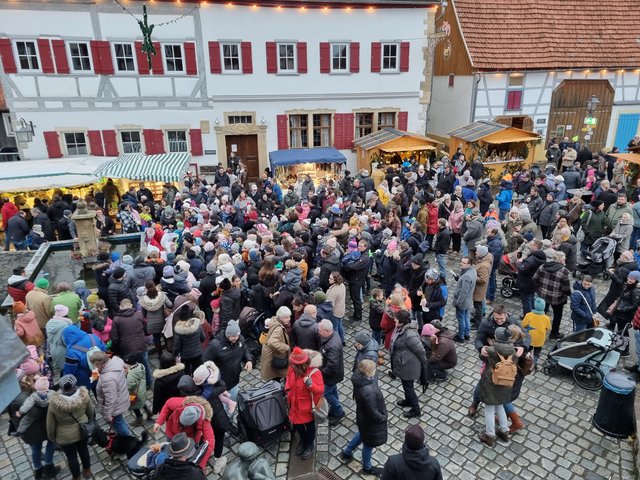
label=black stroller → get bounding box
[576,236,618,279]
[238,306,266,363]
[497,254,519,298]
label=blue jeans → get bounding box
[504,402,515,414]
[520,292,535,316]
[324,384,344,417]
[574,320,591,332]
[372,328,382,346]
[635,329,640,367]
[112,414,132,436]
[631,227,640,252]
[30,441,56,469]
[499,209,509,221]
[133,350,153,388]
[343,431,373,470]
[436,254,447,281]
[12,239,27,251]
[487,268,498,301]
[332,317,345,344]
[456,308,470,338]
[462,242,469,257]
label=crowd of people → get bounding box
[4,137,640,479]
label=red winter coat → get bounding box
[14,311,44,347]
[285,352,324,425]
[156,396,215,470]
[1,202,19,229]
[426,203,439,235]
[380,305,402,350]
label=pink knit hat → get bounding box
[35,376,49,393]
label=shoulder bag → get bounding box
[71,412,99,443]
[308,368,328,423]
[270,324,289,370]
[576,290,599,327]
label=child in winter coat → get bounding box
[73,280,91,307]
[90,300,113,344]
[341,238,362,266]
[520,297,551,366]
[193,360,237,414]
[13,301,44,347]
[15,375,51,435]
[210,298,221,335]
[281,260,302,292]
[124,354,151,426]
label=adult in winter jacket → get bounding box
[173,307,205,375]
[52,283,83,324]
[390,310,427,418]
[26,278,53,329]
[533,251,572,338]
[341,240,370,322]
[477,180,493,216]
[46,305,72,371]
[462,210,483,258]
[61,325,106,387]
[352,331,379,371]
[452,257,477,342]
[609,213,634,256]
[319,319,345,424]
[202,321,253,394]
[127,256,156,301]
[291,305,320,351]
[608,271,640,333]
[91,352,132,436]
[537,194,560,238]
[151,433,205,480]
[152,353,186,414]
[139,281,173,354]
[32,208,56,241]
[472,246,493,328]
[381,424,442,480]
[604,193,633,234]
[218,279,242,332]
[46,375,95,480]
[260,307,291,381]
[285,347,324,460]
[341,359,388,476]
[111,298,153,386]
[517,244,546,315]
[6,211,30,249]
[107,268,132,317]
[598,251,639,316]
[570,277,597,331]
[420,323,457,380]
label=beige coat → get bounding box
[326,283,346,318]
[473,253,493,302]
[25,288,53,330]
[260,318,290,381]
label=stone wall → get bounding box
[0,251,36,301]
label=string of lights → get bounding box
[112,0,197,27]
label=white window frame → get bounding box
[2,114,15,137]
[68,41,93,73]
[381,42,399,72]
[221,42,242,73]
[14,40,40,72]
[330,42,349,73]
[277,42,296,73]
[119,130,143,153]
[163,44,185,73]
[112,42,137,73]
[63,131,88,156]
[355,112,374,139]
[166,129,188,153]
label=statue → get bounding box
[220,442,275,480]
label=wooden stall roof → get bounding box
[610,152,640,164]
[354,127,442,151]
[448,120,540,144]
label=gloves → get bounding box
[304,376,312,388]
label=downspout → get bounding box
[469,72,481,122]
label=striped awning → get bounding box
[96,153,191,182]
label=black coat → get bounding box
[33,212,57,241]
[220,287,242,332]
[391,324,427,381]
[381,444,443,480]
[202,332,252,390]
[151,458,205,480]
[351,370,387,447]
[433,228,450,255]
[291,313,320,350]
[107,277,133,315]
[516,251,546,293]
[7,391,49,444]
[152,363,186,414]
[6,215,29,242]
[320,332,344,386]
[341,253,369,286]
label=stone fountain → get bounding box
[71,200,100,258]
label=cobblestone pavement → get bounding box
[0,251,637,479]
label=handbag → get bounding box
[576,291,598,327]
[308,368,329,423]
[606,298,620,317]
[71,413,99,442]
[271,356,289,370]
[517,353,534,376]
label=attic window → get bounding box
[508,74,524,87]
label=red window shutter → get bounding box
[507,90,523,110]
[190,129,203,156]
[143,129,156,154]
[0,38,17,74]
[266,42,277,74]
[208,41,221,74]
[297,42,307,74]
[241,42,253,74]
[151,42,163,75]
[370,42,381,73]
[51,40,69,74]
[153,130,165,154]
[37,39,55,74]
[334,114,344,149]
[90,40,103,74]
[276,115,288,150]
[350,42,360,73]
[44,132,63,158]
[87,130,104,156]
[398,111,408,131]
[98,41,114,75]
[135,41,150,75]
[343,113,354,149]
[102,130,118,156]
[399,42,410,72]
[184,42,197,75]
[319,42,330,74]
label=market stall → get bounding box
[354,127,442,171]
[269,147,346,185]
[448,120,541,182]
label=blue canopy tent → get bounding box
[269,147,347,183]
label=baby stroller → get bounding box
[127,441,209,479]
[238,306,266,364]
[540,325,629,390]
[576,236,618,279]
[497,253,519,298]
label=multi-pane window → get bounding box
[64,132,87,156]
[164,44,184,72]
[114,43,135,72]
[289,115,308,148]
[69,42,91,71]
[222,43,240,72]
[228,115,253,124]
[120,131,142,153]
[378,112,396,129]
[278,43,296,72]
[167,130,188,152]
[382,43,399,71]
[312,114,331,147]
[355,113,374,139]
[331,43,348,72]
[15,41,39,70]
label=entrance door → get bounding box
[226,134,259,182]
[546,80,614,152]
[614,113,640,150]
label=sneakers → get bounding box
[300,447,314,460]
[213,456,228,475]
[42,464,60,479]
[339,451,353,461]
[396,399,409,407]
[403,409,420,418]
[464,335,470,341]
[361,466,384,476]
[478,431,495,447]
[496,430,509,443]
[295,442,306,456]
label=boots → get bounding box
[496,430,510,443]
[144,405,154,421]
[81,469,92,479]
[507,411,525,433]
[42,464,60,479]
[154,341,163,356]
[377,351,385,366]
[478,431,495,447]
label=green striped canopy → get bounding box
[96,153,191,182]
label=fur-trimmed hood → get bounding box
[303,349,323,368]
[139,292,167,312]
[198,360,220,385]
[50,387,90,412]
[182,395,213,420]
[174,318,200,335]
[152,362,185,379]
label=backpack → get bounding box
[491,352,517,387]
[576,210,592,243]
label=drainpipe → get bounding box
[469,73,481,122]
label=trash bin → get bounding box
[592,371,636,438]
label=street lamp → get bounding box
[14,118,35,143]
[586,95,600,116]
